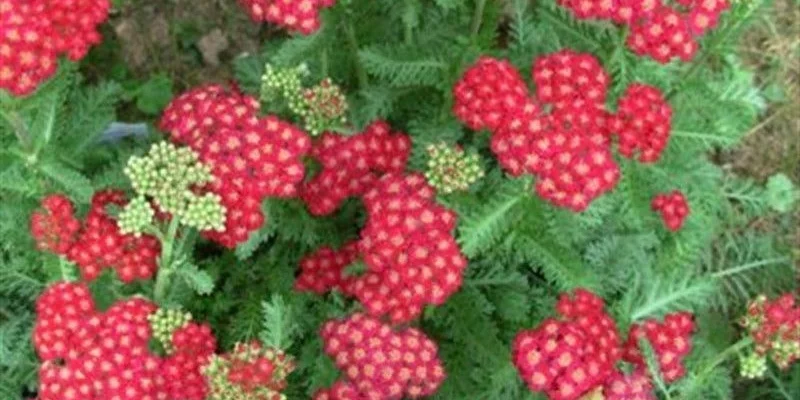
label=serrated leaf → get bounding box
[38,160,93,203]
[175,260,215,295]
[260,294,298,350]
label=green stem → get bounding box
[673,336,754,399]
[344,21,368,89]
[767,369,794,400]
[471,0,487,38]
[154,217,180,304]
[321,48,330,77]
[712,258,790,279]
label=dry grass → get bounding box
[727,0,799,182]
[729,0,800,282]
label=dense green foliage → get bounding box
[1,0,798,399]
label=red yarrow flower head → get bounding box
[513,319,611,400]
[612,84,672,163]
[313,381,361,400]
[30,194,81,255]
[454,51,639,213]
[161,84,312,248]
[651,191,689,231]
[602,371,656,400]
[34,281,219,400]
[298,173,468,323]
[532,50,609,112]
[296,240,360,294]
[159,84,262,152]
[623,312,696,383]
[42,0,111,61]
[512,289,623,400]
[300,120,411,216]
[553,0,730,63]
[557,0,662,23]
[453,57,535,132]
[0,0,58,96]
[30,191,162,284]
[0,0,110,96]
[317,313,446,400]
[355,173,467,323]
[63,189,162,283]
[162,322,217,400]
[237,0,338,34]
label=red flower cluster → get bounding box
[741,293,800,369]
[162,323,218,400]
[30,194,81,255]
[225,343,291,394]
[611,84,673,163]
[30,191,161,283]
[34,281,217,400]
[237,0,337,35]
[603,371,656,400]
[455,51,672,211]
[301,121,411,216]
[42,0,110,61]
[512,289,621,399]
[0,0,109,96]
[531,51,609,111]
[651,191,689,231]
[512,289,696,398]
[314,313,446,400]
[623,312,696,383]
[297,174,468,323]
[159,84,312,248]
[556,0,729,63]
[296,241,360,294]
[355,174,467,322]
[452,57,533,132]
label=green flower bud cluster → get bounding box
[118,196,155,236]
[148,308,192,354]
[301,78,348,136]
[739,352,767,379]
[123,141,226,233]
[425,142,484,194]
[260,63,308,116]
[204,341,296,400]
[260,63,349,136]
